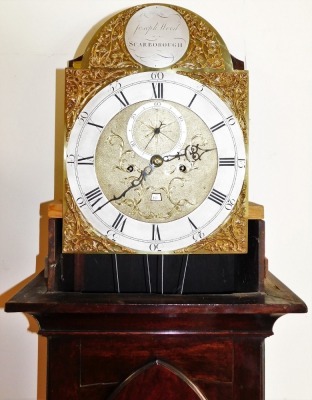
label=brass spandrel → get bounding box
[65,68,136,139]
[63,181,135,254]
[179,71,249,143]
[174,183,248,254]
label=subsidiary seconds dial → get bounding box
[66,71,246,253]
[127,101,187,160]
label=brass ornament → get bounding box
[65,69,248,142]
[63,181,134,254]
[64,70,248,254]
[175,183,248,254]
[63,181,247,254]
[180,71,249,142]
[65,68,136,139]
[81,4,232,72]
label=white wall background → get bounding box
[0,1,311,399]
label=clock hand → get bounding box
[163,144,217,163]
[159,130,176,144]
[143,131,158,151]
[93,163,154,213]
[142,121,171,136]
[143,121,173,151]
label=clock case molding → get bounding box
[63,3,249,255]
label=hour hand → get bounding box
[94,163,154,212]
[163,144,216,163]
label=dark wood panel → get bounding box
[34,313,276,336]
[109,360,206,400]
[47,337,80,400]
[80,336,233,386]
[78,382,233,400]
[233,338,264,400]
[46,219,265,294]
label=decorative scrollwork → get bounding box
[62,4,248,254]
[180,71,249,142]
[65,68,136,139]
[175,183,248,254]
[63,181,134,254]
[82,4,232,71]
[63,70,248,254]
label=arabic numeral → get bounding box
[78,111,89,124]
[149,243,162,252]
[238,158,246,168]
[227,116,236,125]
[66,154,75,164]
[110,81,122,92]
[225,198,235,211]
[193,231,204,242]
[76,197,86,207]
[151,72,164,80]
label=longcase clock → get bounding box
[5,4,307,400]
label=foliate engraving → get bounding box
[63,181,134,254]
[65,69,248,142]
[82,4,232,71]
[173,6,229,70]
[65,68,135,138]
[64,70,248,253]
[180,71,249,142]
[82,5,145,69]
[95,102,218,224]
[175,184,248,254]
[63,181,247,254]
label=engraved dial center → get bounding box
[96,99,218,224]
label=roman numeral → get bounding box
[219,157,235,166]
[77,155,94,165]
[188,217,198,231]
[210,116,235,132]
[85,187,103,207]
[152,82,164,99]
[114,91,129,107]
[210,120,226,132]
[112,213,127,232]
[187,93,197,108]
[87,121,104,130]
[152,224,161,241]
[208,189,227,206]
